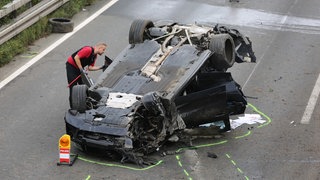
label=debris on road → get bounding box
[230,114,266,129]
[207,152,218,158]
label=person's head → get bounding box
[94,42,107,55]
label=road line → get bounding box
[242,37,272,90]
[0,0,118,90]
[301,74,320,124]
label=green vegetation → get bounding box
[0,0,13,8]
[0,0,96,67]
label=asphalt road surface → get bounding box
[0,0,319,179]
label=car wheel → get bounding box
[129,19,154,44]
[71,85,88,113]
[209,34,235,71]
[49,18,74,33]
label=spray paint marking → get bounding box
[85,175,91,180]
[176,155,193,180]
[301,74,320,124]
[247,103,272,128]
[235,130,251,139]
[174,141,228,180]
[174,103,271,180]
[176,140,228,153]
[226,154,250,180]
[77,155,163,170]
[77,103,271,180]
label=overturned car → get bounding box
[65,19,256,163]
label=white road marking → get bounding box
[0,0,118,90]
[300,74,320,124]
[236,0,319,124]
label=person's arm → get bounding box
[75,47,91,72]
[74,55,83,70]
[87,56,104,71]
[87,65,104,71]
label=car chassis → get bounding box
[65,19,256,164]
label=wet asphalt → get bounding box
[0,0,319,179]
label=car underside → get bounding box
[64,19,256,164]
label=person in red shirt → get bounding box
[66,42,107,108]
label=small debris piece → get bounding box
[274,76,283,82]
[168,134,179,142]
[207,152,218,158]
[160,152,166,156]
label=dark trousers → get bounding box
[66,63,83,108]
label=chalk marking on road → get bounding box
[0,0,119,90]
[247,103,272,128]
[301,74,320,124]
[235,130,251,139]
[225,154,249,180]
[176,155,193,180]
[173,104,271,179]
[77,155,163,170]
[175,140,228,153]
[76,104,270,180]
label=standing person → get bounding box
[66,42,107,108]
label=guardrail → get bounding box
[0,0,32,19]
[0,0,69,46]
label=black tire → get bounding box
[71,85,88,113]
[49,18,74,33]
[209,34,235,71]
[129,19,154,44]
